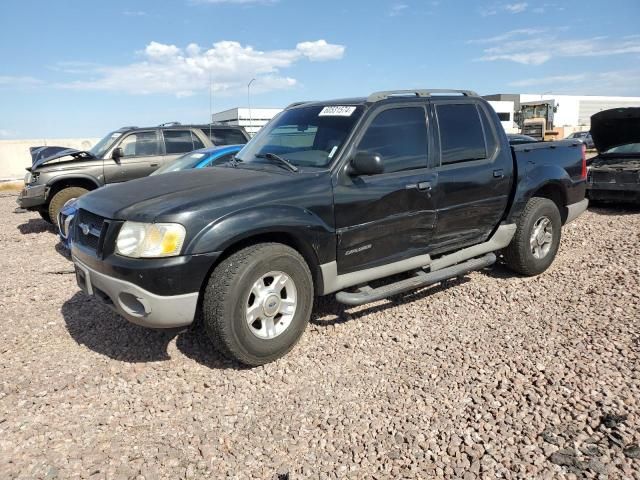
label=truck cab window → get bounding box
[437,103,487,165]
[358,107,428,173]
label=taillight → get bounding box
[580,144,587,180]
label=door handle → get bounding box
[417,181,432,191]
[150,163,159,167]
[493,169,504,178]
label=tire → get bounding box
[48,187,88,227]
[37,209,52,224]
[202,243,314,366]
[503,197,562,276]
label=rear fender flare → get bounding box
[508,164,571,222]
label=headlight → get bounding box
[116,222,186,258]
[24,172,33,185]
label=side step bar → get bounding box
[335,253,496,306]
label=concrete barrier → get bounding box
[0,138,100,180]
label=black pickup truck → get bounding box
[70,89,588,365]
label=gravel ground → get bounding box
[1,193,639,479]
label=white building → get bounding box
[212,107,282,136]
[484,93,640,135]
[486,100,516,133]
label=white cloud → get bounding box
[0,129,15,138]
[507,69,640,96]
[296,40,345,61]
[58,39,345,97]
[389,3,409,16]
[504,2,527,13]
[123,10,147,16]
[0,75,43,87]
[473,30,640,65]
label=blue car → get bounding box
[58,145,243,249]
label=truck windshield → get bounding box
[89,131,123,158]
[236,105,364,169]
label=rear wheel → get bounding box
[48,187,88,227]
[503,197,562,276]
[202,243,314,366]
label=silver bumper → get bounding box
[565,198,589,224]
[72,257,198,328]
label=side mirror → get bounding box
[348,152,384,176]
[112,147,123,162]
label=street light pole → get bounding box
[247,78,256,136]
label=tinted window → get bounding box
[497,112,510,121]
[191,131,205,150]
[358,107,428,173]
[437,104,487,164]
[206,129,247,146]
[119,131,160,157]
[164,130,195,154]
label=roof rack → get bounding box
[367,89,478,102]
[119,126,138,130]
[286,101,311,109]
[158,121,182,127]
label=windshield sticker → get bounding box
[328,145,338,159]
[319,106,357,117]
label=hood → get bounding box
[591,107,640,153]
[30,148,95,171]
[76,165,305,222]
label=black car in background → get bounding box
[588,108,640,204]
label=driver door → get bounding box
[332,104,437,274]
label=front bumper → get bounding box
[17,184,47,209]
[72,256,199,328]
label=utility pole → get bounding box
[247,78,256,136]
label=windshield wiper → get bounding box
[255,153,299,172]
[229,155,243,167]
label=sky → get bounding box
[0,0,639,139]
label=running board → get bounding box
[334,253,496,306]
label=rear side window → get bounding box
[357,107,428,174]
[164,130,196,154]
[206,128,248,146]
[437,103,487,165]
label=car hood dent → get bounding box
[590,107,640,153]
[76,166,311,222]
[31,149,96,170]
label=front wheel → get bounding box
[48,187,88,227]
[503,197,562,276]
[202,243,314,366]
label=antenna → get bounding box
[208,70,213,140]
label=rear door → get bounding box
[429,100,513,252]
[333,103,438,274]
[161,129,204,165]
[104,130,163,183]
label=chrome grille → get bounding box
[74,209,106,252]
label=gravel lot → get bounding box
[1,193,639,479]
